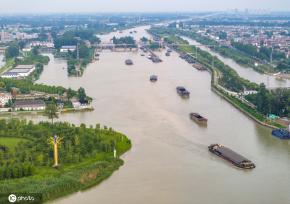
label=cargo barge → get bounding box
[150,75,158,82]
[176,86,190,98]
[190,113,207,125]
[208,144,255,169]
[125,59,133,65]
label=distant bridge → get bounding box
[94,43,140,52]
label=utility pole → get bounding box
[77,42,79,61]
[270,46,273,64]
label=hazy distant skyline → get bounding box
[0,0,289,13]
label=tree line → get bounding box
[246,83,290,117]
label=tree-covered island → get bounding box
[0,119,131,203]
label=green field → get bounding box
[0,137,28,151]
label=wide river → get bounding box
[21,26,290,204]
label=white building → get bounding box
[14,99,46,111]
[1,65,36,79]
[30,41,54,48]
[60,46,77,53]
[0,92,12,107]
[243,90,258,95]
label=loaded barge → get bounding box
[176,86,190,98]
[150,75,158,82]
[208,144,255,169]
[125,59,133,65]
[190,113,207,125]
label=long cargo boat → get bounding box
[190,113,207,125]
[208,144,255,169]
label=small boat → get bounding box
[190,113,207,125]
[272,129,290,139]
[150,75,158,82]
[151,57,162,63]
[176,86,190,98]
[125,59,133,65]
[208,144,256,169]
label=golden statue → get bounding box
[48,135,62,167]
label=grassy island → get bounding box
[0,119,131,203]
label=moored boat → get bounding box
[190,113,207,125]
[272,128,290,139]
[208,144,255,169]
[176,86,190,98]
[125,59,133,65]
[150,75,158,82]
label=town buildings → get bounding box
[0,92,12,107]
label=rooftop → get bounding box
[14,65,35,69]
[15,99,45,108]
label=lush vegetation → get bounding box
[156,28,276,73]
[276,58,290,72]
[5,43,20,59]
[54,29,100,49]
[231,42,286,63]
[246,83,290,117]
[0,77,70,95]
[54,29,97,76]
[112,36,136,48]
[0,119,131,202]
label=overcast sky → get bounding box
[0,0,289,13]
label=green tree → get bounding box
[32,46,40,56]
[77,87,87,103]
[44,103,59,124]
[67,88,75,100]
[5,43,19,59]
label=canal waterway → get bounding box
[17,26,290,204]
[181,36,290,89]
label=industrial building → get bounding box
[1,64,36,79]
